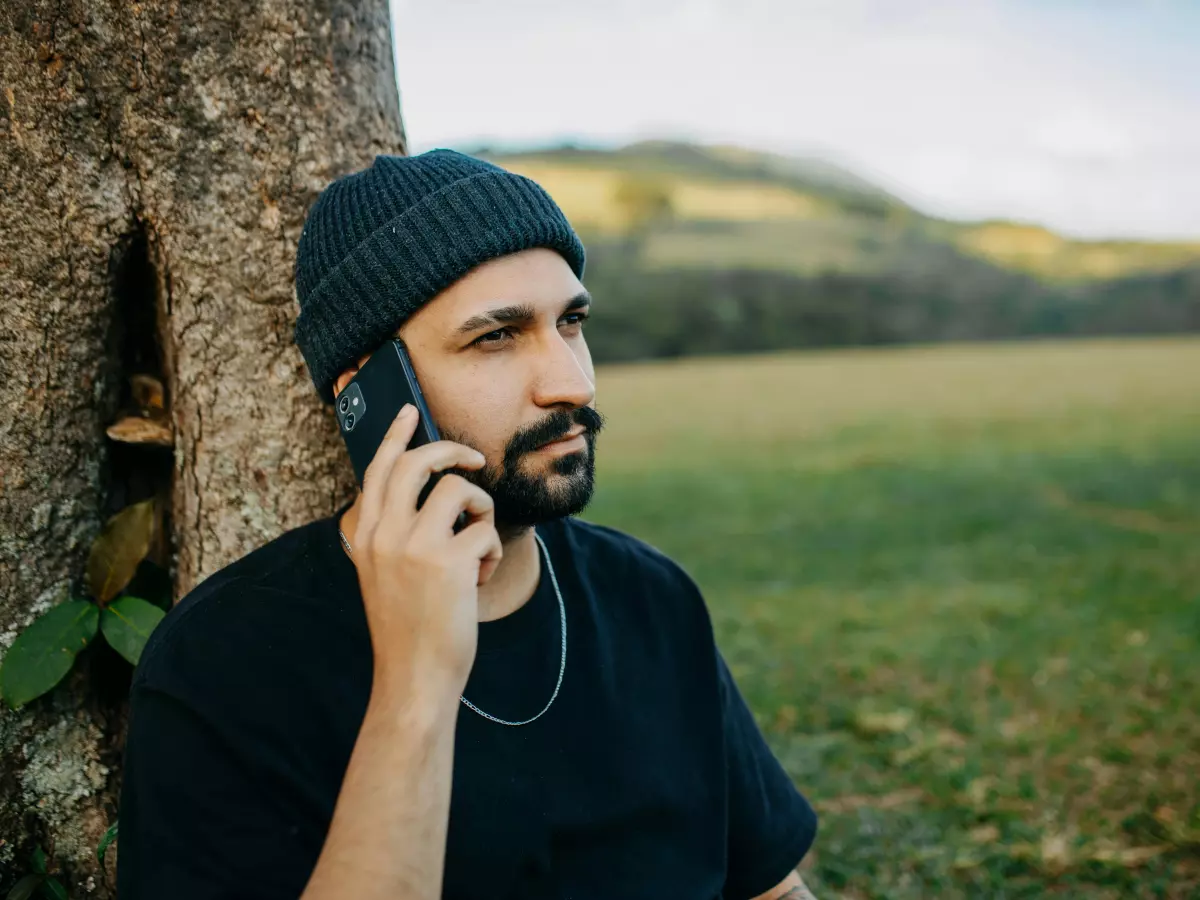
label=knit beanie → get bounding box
[293,149,587,405]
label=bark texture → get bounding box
[0,0,403,891]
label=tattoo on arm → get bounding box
[776,881,817,900]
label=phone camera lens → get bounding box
[344,412,355,431]
[339,395,350,414]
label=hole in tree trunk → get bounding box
[92,221,177,704]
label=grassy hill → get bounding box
[463,141,1200,365]
[480,141,1200,283]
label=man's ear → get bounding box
[332,368,353,399]
[333,351,372,398]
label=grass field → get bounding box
[582,336,1200,898]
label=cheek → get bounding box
[427,378,518,459]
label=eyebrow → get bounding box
[453,291,592,338]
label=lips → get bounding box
[537,425,586,449]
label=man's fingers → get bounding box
[455,519,504,573]
[417,473,495,536]
[358,404,420,531]
[477,555,501,587]
[385,441,486,517]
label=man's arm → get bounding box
[118,598,470,900]
[752,869,818,899]
[302,409,502,900]
[299,675,459,900]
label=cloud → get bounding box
[390,0,1200,239]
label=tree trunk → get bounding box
[0,0,403,892]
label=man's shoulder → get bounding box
[133,512,359,692]
[559,516,703,600]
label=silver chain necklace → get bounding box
[338,524,567,726]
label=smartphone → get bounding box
[335,339,469,532]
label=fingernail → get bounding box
[399,403,415,417]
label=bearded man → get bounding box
[117,149,819,900]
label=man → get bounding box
[117,150,818,899]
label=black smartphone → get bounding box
[335,339,469,532]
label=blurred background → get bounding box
[392,1,1200,897]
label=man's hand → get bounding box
[752,870,817,899]
[348,402,503,696]
[302,403,502,900]
[774,884,817,900]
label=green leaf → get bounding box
[100,597,165,666]
[5,875,44,900]
[96,820,119,865]
[38,877,67,900]
[31,846,46,875]
[0,601,100,709]
[86,499,156,604]
[124,559,173,612]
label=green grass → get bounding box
[582,337,1200,898]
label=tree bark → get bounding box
[0,0,403,892]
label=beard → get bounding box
[441,405,605,535]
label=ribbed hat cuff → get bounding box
[294,170,586,406]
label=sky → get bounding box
[389,0,1200,241]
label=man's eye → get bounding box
[562,313,589,327]
[474,328,511,346]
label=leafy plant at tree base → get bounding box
[100,596,166,666]
[96,821,119,865]
[0,498,167,710]
[0,601,99,709]
[5,845,69,900]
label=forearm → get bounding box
[301,675,460,900]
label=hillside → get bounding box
[460,140,1200,365]
[480,141,1200,283]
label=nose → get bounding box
[532,329,595,412]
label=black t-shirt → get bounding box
[117,501,817,899]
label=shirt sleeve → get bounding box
[116,682,322,900]
[717,646,818,900]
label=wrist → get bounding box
[369,660,464,720]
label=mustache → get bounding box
[506,406,605,459]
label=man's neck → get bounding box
[338,496,541,623]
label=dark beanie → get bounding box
[293,149,587,405]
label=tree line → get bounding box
[581,240,1200,364]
